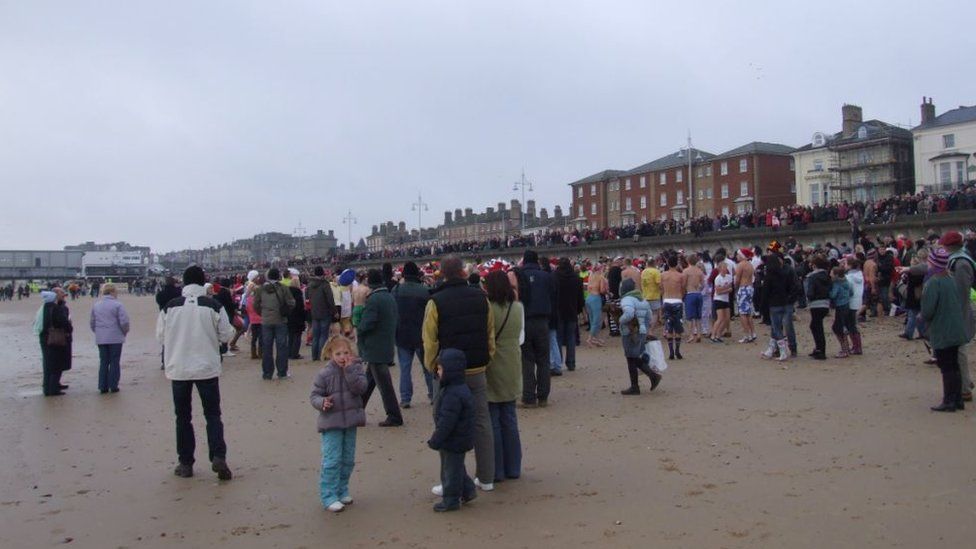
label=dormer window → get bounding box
[857,125,868,139]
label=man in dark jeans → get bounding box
[157,266,235,480]
[253,268,295,379]
[554,257,584,372]
[358,269,403,426]
[518,250,557,407]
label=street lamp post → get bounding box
[411,192,429,243]
[512,169,533,233]
[677,132,703,220]
[342,209,357,251]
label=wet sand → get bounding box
[1,294,974,548]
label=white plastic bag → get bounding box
[643,340,668,373]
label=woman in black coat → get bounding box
[40,288,73,396]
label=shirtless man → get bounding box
[734,248,757,343]
[660,256,686,359]
[621,258,642,287]
[682,255,705,343]
[861,249,879,320]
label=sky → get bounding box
[1,0,973,252]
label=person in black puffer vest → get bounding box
[423,255,496,491]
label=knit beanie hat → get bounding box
[402,261,420,278]
[928,246,949,274]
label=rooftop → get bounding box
[712,141,795,160]
[623,148,716,176]
[913,104,976,131]
[567,169,626,186]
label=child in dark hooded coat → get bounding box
[427,348,476,512]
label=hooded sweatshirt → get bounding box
[845,269,864,311]
[427,348,474,453]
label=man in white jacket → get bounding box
[157,266,235,480]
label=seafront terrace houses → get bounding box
[569,142,796,229]
[912,97,976,193]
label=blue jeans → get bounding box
[904,308,921,339]
[261,323,290,378]
[397,346,433,404]
[556,319,578,370]
[320,428,357,507]
[489,401,521,481]
[97,343,123,391]
[585,294,603,337]
[769,305,796,351]
[549,329,562,372]
[439,450,475,507]
[310,319,331,361]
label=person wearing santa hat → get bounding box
[734,248,757,343]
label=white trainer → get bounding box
[326,501,345,513]
[340,496,353,505]
[474,478,494,491]
[431,484,443,496]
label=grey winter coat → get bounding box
[309,359,368,432]
[307,276,336,321]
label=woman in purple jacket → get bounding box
[90,282,130,393]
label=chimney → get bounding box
[842,104,863,137]
[398,221,406,232]
[371,225,379,235]
[327,230,334,238]
[510,200,521,220]
[464,207,473,219]
[497,202,506,212]
[486,206,495,216]
[921,96,936,125]
[540,207,549,220]
[444,211,452,224]
[554,205,563,218]
[527,199,536,218]
[454,208,463,222]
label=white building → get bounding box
[792,132,839,207]
[912,97,976,193]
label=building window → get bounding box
[857,126,868,139]
[706,188,713,199]
[577,186,582,198]
[625,197,632,211]
[706,165,712,176]
[957,161,966,184]
[641,215,647,223]
[940,162,952,185]
[677,190,684,205]
[740,181,748,196]
[739,158,748,172]
[640,176,646,188]
[813,159,824,172]
[811,183,821,206]
[640,196,647,209]
[676,170,683,183]
[660,193,667,206]
[698,190,704,200]
[721,184,729,198]
[659,173,666,185]
[590,184,596,196]
[721,206,729,216]
[944,134,956,148]
[697,167,703,178]
[790,181,796,194]
[591,203,597,215]
[789,158,795,171]
[720,162,728,175]
[625,178,631,191]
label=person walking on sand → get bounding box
[358,269,403,427]
[617,278,662,395]
[90,282,130,393]
[660,256,686,360]
[735,248,757,342]
[157,266,235,480]
[310,335,368,513]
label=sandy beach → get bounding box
[1,293,974,548]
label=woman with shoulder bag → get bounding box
[39,287,73,396]
[484,271,525,482]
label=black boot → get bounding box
[950,366,965,410]
[637,362,662,391]
[931,369,957,412]
[621,359,640,395]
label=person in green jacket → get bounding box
[484,270,524,482]
[922,247,969,412]
[358,269,402,426]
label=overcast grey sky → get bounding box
[1,1,973,252]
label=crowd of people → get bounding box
[26,204,976,515]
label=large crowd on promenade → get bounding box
[23,207,976,514]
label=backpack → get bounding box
[948,253,976,292]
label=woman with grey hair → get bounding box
[90,282,130,393]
